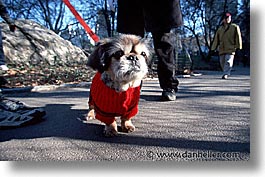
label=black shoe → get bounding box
[222,74,228,79]
[161,89,176,101]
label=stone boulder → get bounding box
[1,19,87,65]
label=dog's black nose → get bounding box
[127,55,138,61]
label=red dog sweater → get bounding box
[89,72,141,125]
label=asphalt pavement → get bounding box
[0,66,250,161]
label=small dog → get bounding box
[87,34,151,136]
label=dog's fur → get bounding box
[87,34,151,136]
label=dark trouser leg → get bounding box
[152,31,179,91]
[0,27,5,65]
[117,0,145,38]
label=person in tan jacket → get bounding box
[211,12,242,79]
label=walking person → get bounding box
[211,12,242,79]
[116,0,183,101]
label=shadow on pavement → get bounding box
[85,123,249,153]
[0,103,250,153]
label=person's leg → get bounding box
[221,54,234,79]
[152,31,178,101]
[219,54,225,71]
[0,27,8,85]
[0,27,6,66]
[224,54,234,75]
[117,0,145,37]
[219,55,227,79]
[0,27,9,71]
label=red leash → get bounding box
[63,0,100,43]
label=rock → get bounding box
[1,19,87,65]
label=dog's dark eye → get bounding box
[112,50,124,59]
[141,51,147,57]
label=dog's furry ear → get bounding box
[140,37,154,65]
[87,39,112,73]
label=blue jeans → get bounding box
[0,27,5,65]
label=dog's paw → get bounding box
[87,109,95,120]
[104,121,118,137]
[121,119,135,133]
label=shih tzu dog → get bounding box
[87,34,151,137]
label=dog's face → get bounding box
[87,34,152,91]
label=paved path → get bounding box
[0,66,250,161]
